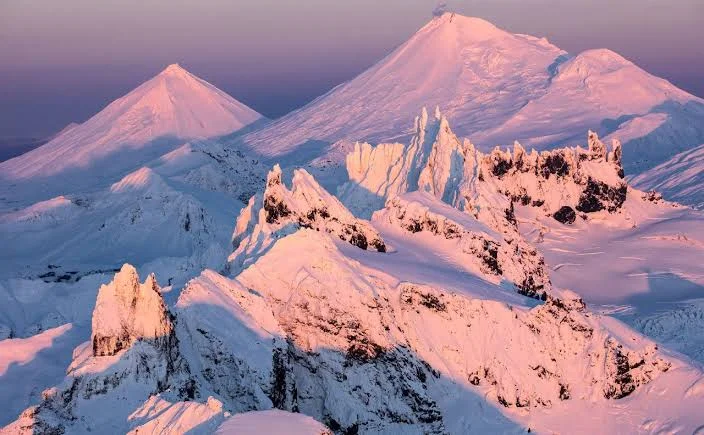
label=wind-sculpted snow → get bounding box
[340,107,630,235]
[374,193,551,299]
[228,164,386,273]
[339,106,471,217]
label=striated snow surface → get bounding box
[215,410,331,435]
[629,143,704,210]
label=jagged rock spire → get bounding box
[588,130,607,160]
[91,264,173,357]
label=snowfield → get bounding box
[2,11,704,435]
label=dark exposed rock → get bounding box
[540,153,570,179]
[642,190,663,203]
[576,178,627,213]
[492,158,513,177]
[183,212,191,231]
[517,276,546,300]
[264,195,292,224]
[504,202,517,227]
[553,206,576,224]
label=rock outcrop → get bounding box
[339,107,630,233]
[228,165,386,273]
[374,192,551,298]
[9,267,189,434]
[91,264,174,356]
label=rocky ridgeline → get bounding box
[375,193,551,299]
[480,130,626,225]
[228,164,386,273]
[188,231,671,432]
[8,236,673,434]
[340,107,630,233]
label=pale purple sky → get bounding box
[0,0,702,138]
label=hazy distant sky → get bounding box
[0,0,702,138]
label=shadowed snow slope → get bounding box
[629,143,704,210]
[215,410,332,435]
[0,64,263,199]
[239,12,703,189]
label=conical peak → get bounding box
[159,63,189,76]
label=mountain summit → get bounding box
[241,12,703,189]
[0,64,262,183]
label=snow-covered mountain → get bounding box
[0,139,267,286]
[1,13,703,435]
[339,107,629,233]
[0,64,269,287]
[238,12,703,205]
[5,162,704,434]
[0,64,263,204]
[0,67,269,399]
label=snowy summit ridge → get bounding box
[239,12,703,209]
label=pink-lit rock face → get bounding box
[91,264,173,357]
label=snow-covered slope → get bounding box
[518,195,704,364]
[629,143,704,210]
[0,64,263,202]
[238,12,703,206]
[6,160,704,434]
[215,410,332,435]
[374,192,551,299]
[240,14,567,155]
[0,138,267,281]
